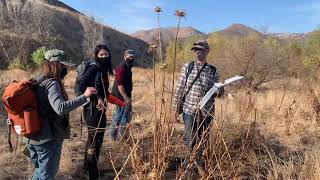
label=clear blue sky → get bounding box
[60,0,320,34]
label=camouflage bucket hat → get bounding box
[191,39,209,50]
[45,49,76,66]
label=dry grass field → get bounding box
[1,68,320,179]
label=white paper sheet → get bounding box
[213,75,244,88]
[198,75,244,109]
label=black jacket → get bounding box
[78,65,109,108]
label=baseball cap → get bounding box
[44,49,76,66]
[191,39,209,50]
[124,49,136,59]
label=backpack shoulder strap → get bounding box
[30,76,52,87]
[89,60,96,66]
[208,64,216,75]
[181,63,207,101]
[207,64,218,82]
[76,60,97,78]
[186,61,194,80]
[182,61,195,88]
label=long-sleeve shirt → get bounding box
[27,76,88,145]
[47,80,88,116]
[174,61,221,116]
[112,61,133,101]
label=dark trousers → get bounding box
[183,112,213,163]
[83,107,107,180]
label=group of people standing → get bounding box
[24,39,224,179]
[25,44,135,180]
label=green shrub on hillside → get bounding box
[0,86,7,118]
[165,35,202,72]
[164,32,304,90]
[32,46,48,67]
[303,29,320,71]
[8,58,30,70]
[207,33,227,61]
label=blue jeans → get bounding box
[110,105,132,140]
[183,112,212,163]
[27,140,63,180]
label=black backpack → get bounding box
[74,60,96,96]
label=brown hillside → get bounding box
[131,26,206,45]
[132,23,308,48]
[0,0,152,69]
[216,23,262,38]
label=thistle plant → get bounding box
[154,6,163,64]
[169,10,187,116]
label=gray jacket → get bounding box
[27,76,88,145]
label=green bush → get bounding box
[8,58,31,70]
[165,35,201,72]
[32,46,48,67]
[303,29,320,71]
[0,86,7,119]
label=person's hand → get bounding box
[217,87,225,98]
[125,97,132,106]
[83,87,97,97]
[96,98,106,111]
[174,112,181,123]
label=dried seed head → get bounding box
[148,44,158,53]
[155,6,162,13]
[161,63,168,69]
[175,10,186,17]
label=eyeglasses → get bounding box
[193,48,205,52]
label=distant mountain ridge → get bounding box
[216,23,261,38]
[131,23,309,45]
[131,27,206,45]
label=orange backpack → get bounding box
[2,80,43,138]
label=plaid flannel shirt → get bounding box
[174,61,220,116]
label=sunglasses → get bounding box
[193,48,205,52]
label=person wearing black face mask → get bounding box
[126,57,135,68]
[110,49,135,141]
[95,57,108,74]
[76,44,115,179]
